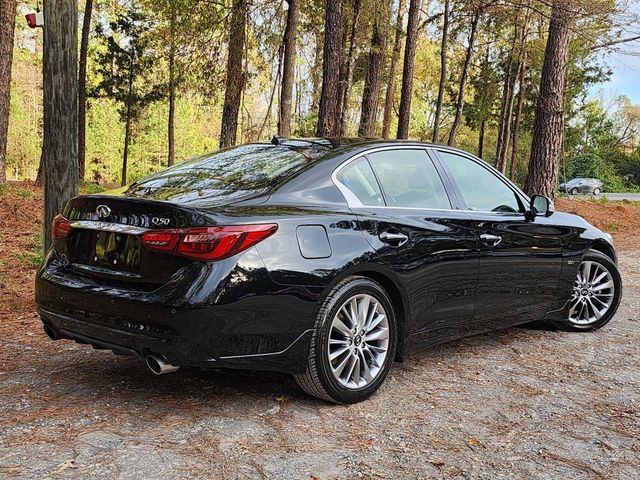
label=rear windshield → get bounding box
[126,144,320,201]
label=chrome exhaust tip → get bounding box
[145,354,180,375]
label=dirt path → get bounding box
[1,184,639,479]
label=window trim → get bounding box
[431,146,530,216]
[332,146,457,211]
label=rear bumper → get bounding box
[36,248,321,375]
[39,308,313,374]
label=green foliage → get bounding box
[92,8,164,121]
[79,181,107,194]
[16,230,44,268]
[16,189,33,198]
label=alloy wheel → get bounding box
[327,294,390,389]
[568,260,615,325]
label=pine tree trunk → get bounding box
[381,1,404,139]
[0,0,17,183]
[121,58,134,187]
[338,0,362,137]
[509,50,526,181]
[278,0,299,137]
[35,152,44,186]
[167,9,176,166]
[316,0,343,137]
[77,0,93,182]
[43,0,78,250]
[478,119,485,158]
[432,0,450,143]
[448,8,479,146]
[396,0,421,139]
[523,1,574,198]
[358,0,389,137]
[220,0,247,148]
[495,21,520,173]
[310,28,323,113]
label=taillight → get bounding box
[52,214,73,241]
[140,224,278,261]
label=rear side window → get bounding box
[367,149,451,209]
[438,150,521,213]
[336,158,384,206]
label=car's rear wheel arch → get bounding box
[325,268,409,359]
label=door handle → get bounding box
[480,233,502,246]
[379,231,409,246]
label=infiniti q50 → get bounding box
[36,138,622,403]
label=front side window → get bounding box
[438,151,521,213]
[367,149,451,209]
[336,158,384,206]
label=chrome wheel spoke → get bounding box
[592,281,613,292]
[333,316,353,337]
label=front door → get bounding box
[434,148,564,326]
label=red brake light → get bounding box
[140,230,182,252]
[140,224,278,261]
[52,214,73,241]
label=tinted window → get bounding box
[126,144,317,201]
[439,151,521,213]
[336,158,384,206]
[368,150,451,209]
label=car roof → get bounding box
[268,136,440,156]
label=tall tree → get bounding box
[448,7,480,146]
[278,0,300,137]
[358,0,390,137]
[316,0,343,137]
[432,0,450,143]
[396,0,422,139]
[78,0,93,181]
[93,8,163,186]
[220,0,247,147]
[508,5,531,180]
[523,0,575,197]
[509,52,526,180]
[167,6,176,165]
[338,0,362,137]
[494,16,520,173]
[0,0,17,183]
[381,1,405,139]
[43,0,78,250]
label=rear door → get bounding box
[334,147,478,342]
[433,148,563,325]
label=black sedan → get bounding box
[36,139,622,403]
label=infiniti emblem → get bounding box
[96,205,111,219]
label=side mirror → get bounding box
[530,195,555,218]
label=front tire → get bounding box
[295,277,397,403]
[553,249,622,332]
[571,187,579,195]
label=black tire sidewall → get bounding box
[315,278,397,403]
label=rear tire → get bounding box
[593,188,601,195]
[294,277,397,403]
[552,249,622,332]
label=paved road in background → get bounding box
[571,192,640,201]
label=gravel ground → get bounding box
[0,249,638,480]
